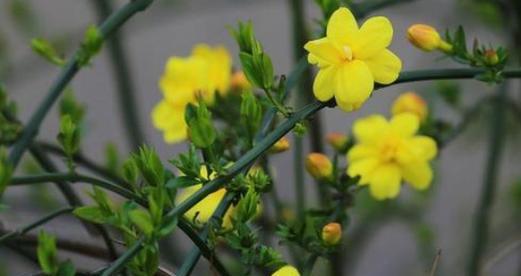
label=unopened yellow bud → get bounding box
[270,137,290,153]
[322,222,342,246]
[484,49,499,66]
[326,132,348,152]
[305,153,333,181]
[407,24,452,53]
[391,92,428,121]
[272,265,300,276]
[231,70,251,91]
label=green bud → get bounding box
[122,157,139,185]
[57,115,80,163]
[132,146,165,187]
[0,148,13,197]
[76,25,103,66]
[230,21,255,53]
[129,209,154,236]
[233,187,259,223]
[104,142,119,174]
[248,168,271,192]
[37,231,58,275]
[31,38,65,66]
[59,89,85,124]
[240,91,262,137]
[185,103,217,148]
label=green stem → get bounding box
[177,193,234,276]
[0,207,73,244]
[7,0,153,167]
[466,83,507,275]
[35,141,131,189]
[101,237,145,276]
[165,67,521,226]
[91,0,145,150]
[10,173,144,205]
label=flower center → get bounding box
[342,45,353,61]
[379,137,401,162]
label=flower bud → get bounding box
[305,153,333,181]
[326,132,348,152]
[231,70,252,91]
[270,137,290,153]
[484,49,499,66]
[407,24,452,53]
[322,222,342,246]
[391,92,428,121]
[272,265,300,276]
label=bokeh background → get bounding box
[1,0,520,275]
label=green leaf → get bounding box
[59,88,85,124]
[233,187,259,223]
[260,53,274,89]
[185,103,217,148]
[239,52,263,88]
[132,146,165,187]
[56,260,76,276]
[0,148,13,198]
[73,206,108,224]
[129,209,154,236]
[166,176,199,189]
[57,114,80,159]
[31,38,65,66]
[158,216,178,237]
[37,231,58,275]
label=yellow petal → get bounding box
[313,66,336,101]
[177,185,234,228]
[326,7,359,45]
[347,144,378,162]
[304,38,342,67]
[151,101,188,143]
[352,16,393,59]
[402,162,433,190]
[390,113,419,137]
[347,157,379,185]
[164,127,187,144]
[409,136,438,160]
[369,164,401,200]
[334,60,374,111]
[364,49,402,84]
[353,114,388,144]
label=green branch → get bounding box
[0,207,73,244]
[466,83,507,275]
[8,0,154,167]
[91,0,145,150]
[164,67,521,224]
[177,193,234,276]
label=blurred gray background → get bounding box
[1,0,520,275]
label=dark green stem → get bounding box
[0,207,73,244]
[101,237,145,276]
[177,193,234,276]
[466,83,507,275]
[7,0,153,167]
[164,67,521,226]
[352,0,416,18]
[91,0,145,150]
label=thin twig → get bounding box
[429,249,442,276]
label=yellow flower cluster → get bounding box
[152,44,232,143]
[304,7,402,111]
[347,113,437,200]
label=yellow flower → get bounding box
[192,44,232,96]
[391,92,428,121]
[322,222,342,246]
[270,136,290,153]
[151,100,188,143]
[176,166,235,228]
[305,153,333,181]
[152,44,232,144]
[347,113,437,200]
[407,24,452,53]
[272,265,300,276]
[304,7,402,111]
[326,132,349,152]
